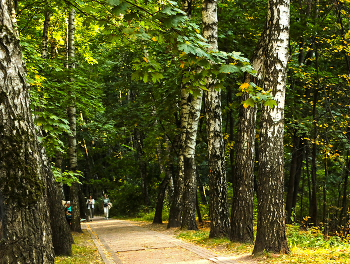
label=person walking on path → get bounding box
[87,195,95,220]
[103,193,110,220]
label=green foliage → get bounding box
[287,225,345,249]
[52,166,83,186]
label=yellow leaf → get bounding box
[180,61,185,68]
[239,83,250,90]
[152,36,157,41]
[243,103,249,108]
[143,57,148,63]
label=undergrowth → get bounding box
[175,223,350,263]
[55,231,103,264]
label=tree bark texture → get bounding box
[180,88,202,230]
[134,127,150,205]
[167,155,184,228]
[253,0,290,254]
[230,92,256,243]
[67,8,81,232]
[339,155,349,228]
[153,143,170,224]
[202,0,230,238]
[41,146,73,256]
[285,134,304,223]
[230,31,266,243]
[0,1,54,262]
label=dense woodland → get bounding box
[1,0,350,262]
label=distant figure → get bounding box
[87,196,95,220]
[65,201,72,225]
[103,194,110,220]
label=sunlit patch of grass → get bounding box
[177,229,253,255]
[255,225,350,263]
[55,231,103,264]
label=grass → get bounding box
[175,223,350,263]
[55,231,103,264]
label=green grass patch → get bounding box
[55,231,103,264]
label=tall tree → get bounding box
[169,0,201,230]
[253,0,290,254]
[40,8,73,255]
[180,87,202,230]
[67,7,81,232]
[230,34,266,243]
[202,0,230,238]
[0,0,54,262]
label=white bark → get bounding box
[0,0,54,262]
[253,0,290,254]
[203,0,230,238]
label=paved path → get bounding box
[82,217,250,264]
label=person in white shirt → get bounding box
[86,195,95,220]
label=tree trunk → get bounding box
[134,127,150,205]
[43,148,74,255]
[181,89,202,231]
[286,134,304,223]
[305,144,312,220]
[203,0,230,238]
[0,1,54,261]
[67,7,81,233]
[299,167,305,222]
[230,28,266,243]
[181,155,198,230]
[292,138,304,211]
[167,155,184,228]
[339,155,349,228]
[197,170,207,205]
[153,143,170,224]
[310,53,319,227]
[253,0,290,255]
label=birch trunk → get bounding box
[67,8,81,232]
[181,87,202,230]
[202,0,230,238]
[230,31,266,243]
[253,0,290,254]
[0,0,54,262]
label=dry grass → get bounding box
[55,230,103,264]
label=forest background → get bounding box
[7,0,350,259]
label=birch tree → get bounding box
[168,0,202,230]
[67,7,81,232]
[0,0,54,262]
[253,0,290,254]
[230,34,266,243]
[180,86,202,230]
[202,0,230,238]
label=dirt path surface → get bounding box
[82,217,256,264]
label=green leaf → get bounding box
[264,99,277,109]
[151,73,164,83]
[242,98,255,108]
[219,64,240,73]
[106,0,120,6]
